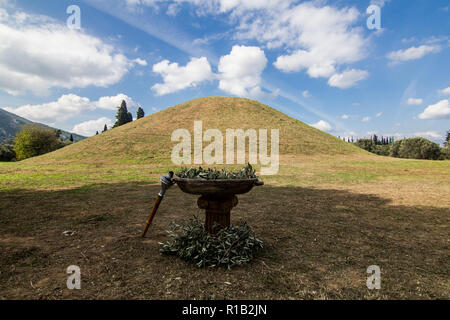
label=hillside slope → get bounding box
[0,108,85,143]
[26,97,364,164]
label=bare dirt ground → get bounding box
[1,181,448,299]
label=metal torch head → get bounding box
[158,171,174,197]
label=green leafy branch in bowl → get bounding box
[175,163,257,180]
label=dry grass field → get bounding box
[0,97,449,299]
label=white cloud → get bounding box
[362,116,371,122]
[418,99,450,120]
[257,3,367,77]
[438,87,450,95]
[414,131,443,140]
[341,114,350,119]
[72,117,114,137]
[95,94,139,110]
[150,45,268,97]
[387,45,440,64]
[0,9,142,96]
[3,93,137,125]
[218,45,267,98]
[274,51,336,78]
[0,0,13,9]
[311,120,332,131]
[151,57,213,95]
[133,58,148,66]
[302,90,311,98]
[376,112,383,118]
[120,1,369,89]
[166,3,180,16]
[407,98,423,105]
[370,0,390,7]
[328,69,369,89]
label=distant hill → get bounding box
[25,97,363,164]
[0,108,85,143]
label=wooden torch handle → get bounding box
[141,195,163,238]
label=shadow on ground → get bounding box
[0,182,448,299]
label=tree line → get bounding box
[350,131,450,160]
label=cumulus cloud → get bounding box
[151,45,268,97]
[133,58,148,66]
[95,94,139,110]
[264,2,368,86]
[3,93,138,125]
[246,3,367,70]
[151,57,213,95]
[123,1,370,89]
[311,120,332,131]
[418,99,450,120]
[302,90,311,98]
[341,114,350,119]
[376,112,383,118]
[362,116,371,122]
[407,98,423,105]
[72,117,114,137]
[328,69,369,89]
[438,87,450,95]
[0,8,146,96]
[387,45,440,64]
[414,131,443,140]
[218,45,267,98]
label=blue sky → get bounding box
[0,0,449,143]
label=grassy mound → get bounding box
[23,96,364,165]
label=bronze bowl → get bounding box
[173,177,264,198]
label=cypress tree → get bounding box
[114,100,132,128]
[103,124,108,132]
[96,131,99,135]
[445,130,450,147]
[69,134,74,142]
[137,107,145,119]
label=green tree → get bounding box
[13,124,65,160]
[445,130,450,148]
[354,138,376,153]
[137,107,145,119]
[102,124,108,132]
[372,134,378,145]
[96,131,99,135]
[69,134,74,142]
[374,144,390,156]
[0,144,15,161]
[390,137,441,160]
[113,100,133,128]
